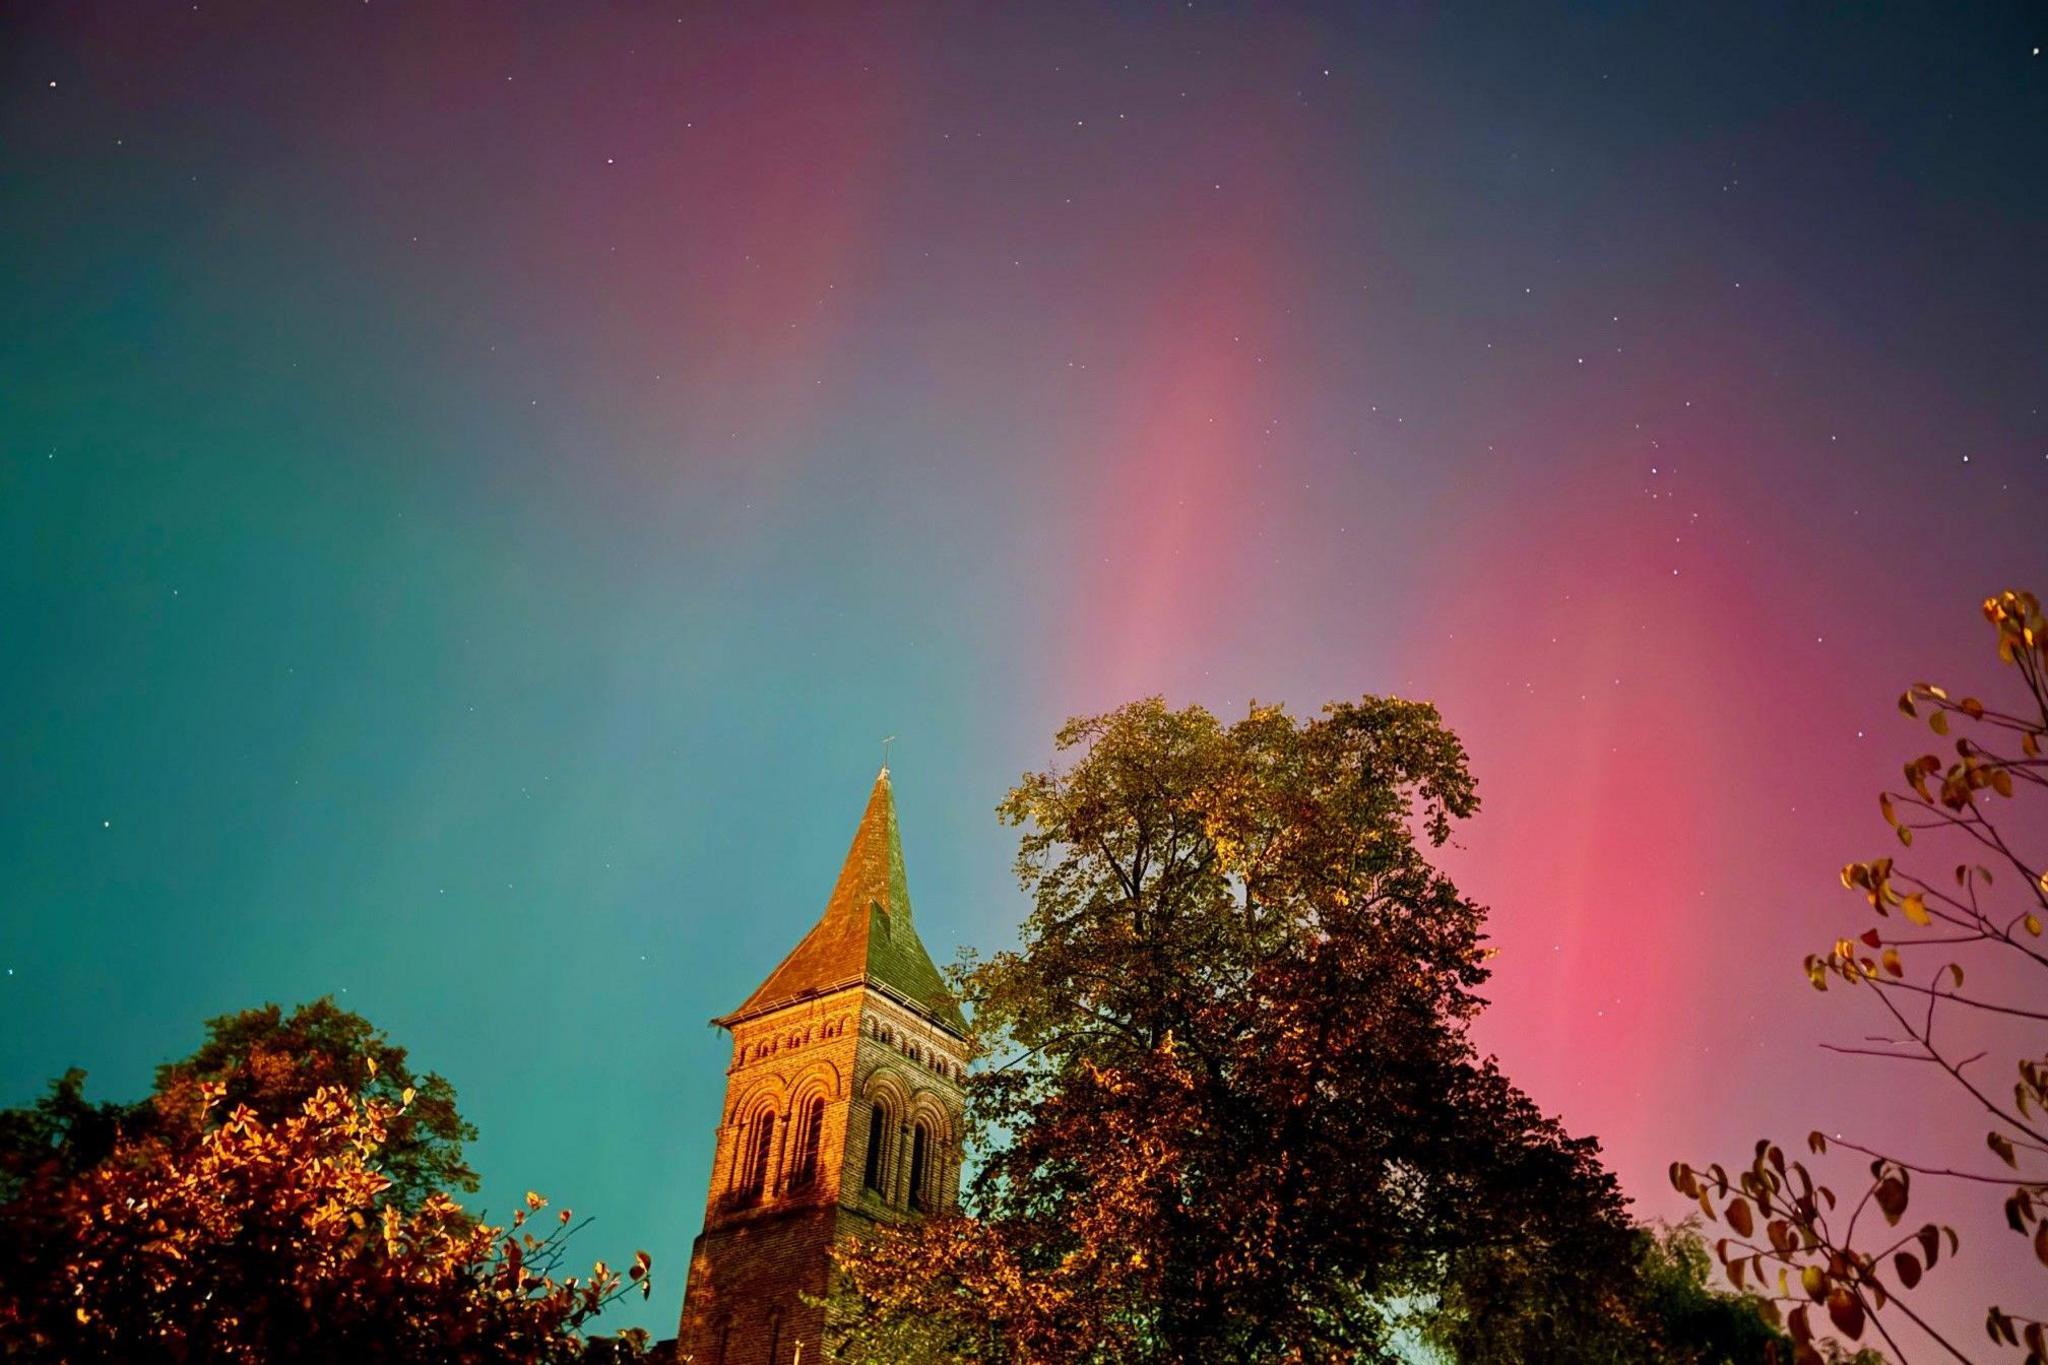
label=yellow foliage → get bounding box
[0,1083,649,1361]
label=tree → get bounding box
[0,1067,129,1201]
[1437,1220,1884,1365]
[1673,589,2048,1363]
[1616,1224,1798,1363]
[157,998,479,1208]
[0,998,476,1214]
[836,697,1655,1362]
[0,1002,650,1363]
[0,1076,650,1363]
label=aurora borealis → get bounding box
[3,2,2046,1349]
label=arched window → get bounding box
[788,1095,826,1190]
[738,1109,775,1202]
[862,1101,890,1195]
[908,1121,933,1211]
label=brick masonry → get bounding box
[677,985,966,1365]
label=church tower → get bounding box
[677,769,968,1365]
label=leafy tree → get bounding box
[1673,589,2048,1363]
[1435,1220,1878,1365]
[0,1075,650,1363]
[0,1001,648,1363]
[0,1067,129,1201]
[0,998,476,1213]
[152,997,479,1208]
[835,697,1655,1362]
[1623,1223,1804,1363]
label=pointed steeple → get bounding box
[719,768,966,1033]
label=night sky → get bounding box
[4,3,2046,1350]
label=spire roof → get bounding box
[718,768,966,1034]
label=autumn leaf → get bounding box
[1827,1287,1865,1340]
[1990,1131,2018,1168]
[1874,1176,1909,1225]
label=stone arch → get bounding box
[783,1087,830,1193]
[858,1070,911,1201]
[783,1058,844,1102]
[725,1074,789,1127]
[906,1090,957,1213]
[905,1089,954,1141]
[861,1065,912,1110]
[729,1088,783,1201]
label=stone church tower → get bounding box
[677,769,967,1364]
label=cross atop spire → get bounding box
[717,768,964,1034]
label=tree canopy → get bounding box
[836,696,1730,1361]
[0,997,476,1214]
[0,1001,649,1364]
